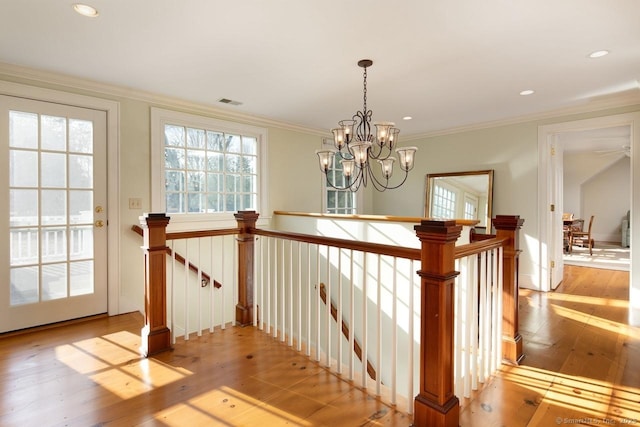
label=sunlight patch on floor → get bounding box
[55,331,193,399]
[499,365,640,425]
[551,304,639,339]
[545,292,629,308]
[151,385,313,426]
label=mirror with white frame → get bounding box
[424,170,494,233]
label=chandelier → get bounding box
[316,59,417,192]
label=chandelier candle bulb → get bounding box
[318,59,417,191]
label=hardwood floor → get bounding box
[1,265,638,426]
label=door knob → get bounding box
[95,220,104,228]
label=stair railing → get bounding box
[139,211,524,427]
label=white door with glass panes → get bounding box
[0,96,107,332]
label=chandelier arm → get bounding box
[353,109,373,142]
[363,164,411,192]
[367,142,393,160]
[322,163,365,191]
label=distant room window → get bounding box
[432,184,456,218]
[325,158,357,214]
[464,200,475,220]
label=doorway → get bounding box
[538,113,639,314]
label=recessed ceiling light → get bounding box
[589,50,609,58]
[519,90,535,96]
[402,116,413,121]
[73,3,99,17]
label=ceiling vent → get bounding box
[218,98,242,106]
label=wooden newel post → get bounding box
[140,213,171,357]
[492,215,525,365]
[234,210,259,327]
[413,219,462,427]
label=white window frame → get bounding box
[151,108,268,230]
[431,183,456,219]
[319,138,361,214]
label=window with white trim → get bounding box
[325,159,357,214]
[464,200,475,220]
[151,108,267,224]
[431,184,456,219]
[320,139,358,214]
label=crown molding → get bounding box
[2,61,638,142]
[0,62,329,137]
[403,88,640,141]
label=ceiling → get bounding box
[1,1,640,142]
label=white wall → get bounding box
[371,122,540,289]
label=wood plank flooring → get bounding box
[1,265,639,426]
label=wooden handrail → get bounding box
[253,228,421,261]
[454,236,508,259]
[131,224,223,289]
[166,228,240,241]
[274,210,481,228]
[319,283,377,381]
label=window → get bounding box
[151,108,267,224]
[321,139,358,214]
[464,200,475,220]
[325,159,357,214]
[431,184,456,219]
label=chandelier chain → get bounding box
[362,66,367,114]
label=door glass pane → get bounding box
[69,191,93,224]
[10,189,38,226]
[10,266,39,305]
[41,152,66,188]
[41,190,66,225]
[41,228,67,263]
[42,263,67,301]
[10,228,38,265]
[69,154,93,188]
[69,119,93,153]
[10,150,38,187]
[70,261,94,296]
[9,111,38,149]
[70,226,93,260]
[41,115,66,151]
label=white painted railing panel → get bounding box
[254,235,420,414]
[453,247,504,399]
[158,222,506,417]
[166,235,236,342]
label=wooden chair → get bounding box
[571,215,595,255]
